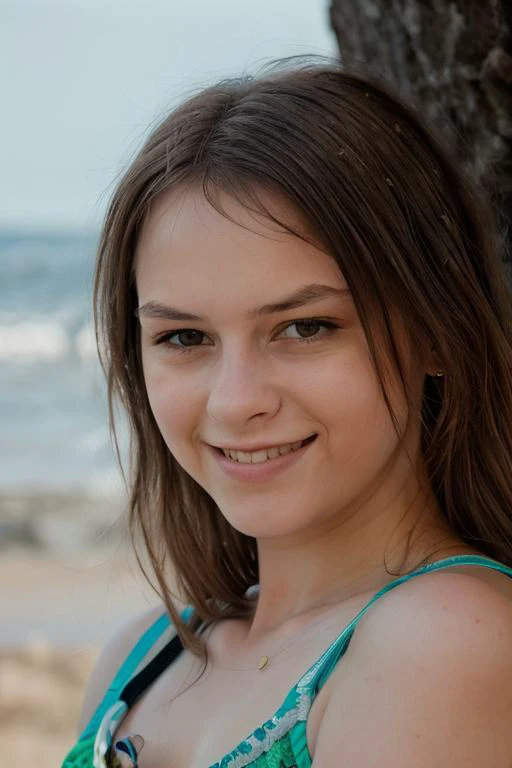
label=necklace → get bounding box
[207,594,348,672]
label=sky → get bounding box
[2,0,337,233]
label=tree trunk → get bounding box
[329,0,512,261]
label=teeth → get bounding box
[251,449,270,464]
[222,438,311,464]
[234,451,252,464]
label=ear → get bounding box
[389,312,444,380]
[409,328,444,378]
[425,343,445,378]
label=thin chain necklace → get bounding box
[206,596,352,672]
[210,547,472,671]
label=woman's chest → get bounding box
[113,649,326,768]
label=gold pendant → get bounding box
[258,655,269,670]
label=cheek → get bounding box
[142,356,200,452]
[308,351,407,463]
[303,351,392,426]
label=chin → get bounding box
[217,501,314,539]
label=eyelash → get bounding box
[153,319,341,354]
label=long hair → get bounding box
[94,57,512,656]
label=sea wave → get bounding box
[0,320,97,362]
[0,321,70,361]
[75,323,97,361]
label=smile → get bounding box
[219,434,317,464]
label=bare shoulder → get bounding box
[313,568,512,767]
[357,566,512,666]
[77,603,167,736]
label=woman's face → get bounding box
[135,187,427,540]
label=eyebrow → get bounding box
[136,284,351,322]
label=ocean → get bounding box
[0,232,157,650]
[0,230,127,496]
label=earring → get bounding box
[434,370,445,377]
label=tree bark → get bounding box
[329,0,512,261]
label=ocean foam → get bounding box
[75,322,97,361]
[0,321,70,361]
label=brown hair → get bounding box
[94,56,512,655]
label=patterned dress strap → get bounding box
[303,555,512,695]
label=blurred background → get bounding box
[2,0,510,765]
[1,1,336,765]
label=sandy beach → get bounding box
[1,641,98,767]
[0,491,161,768]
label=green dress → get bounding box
[61,554,512,768]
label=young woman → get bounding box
[63,58,512,768]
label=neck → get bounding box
[246,483,465,643]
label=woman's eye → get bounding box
[279,319,337,341]
[157,329,207,349]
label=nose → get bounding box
[206,343,281,428]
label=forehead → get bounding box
[134,187,347,302]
